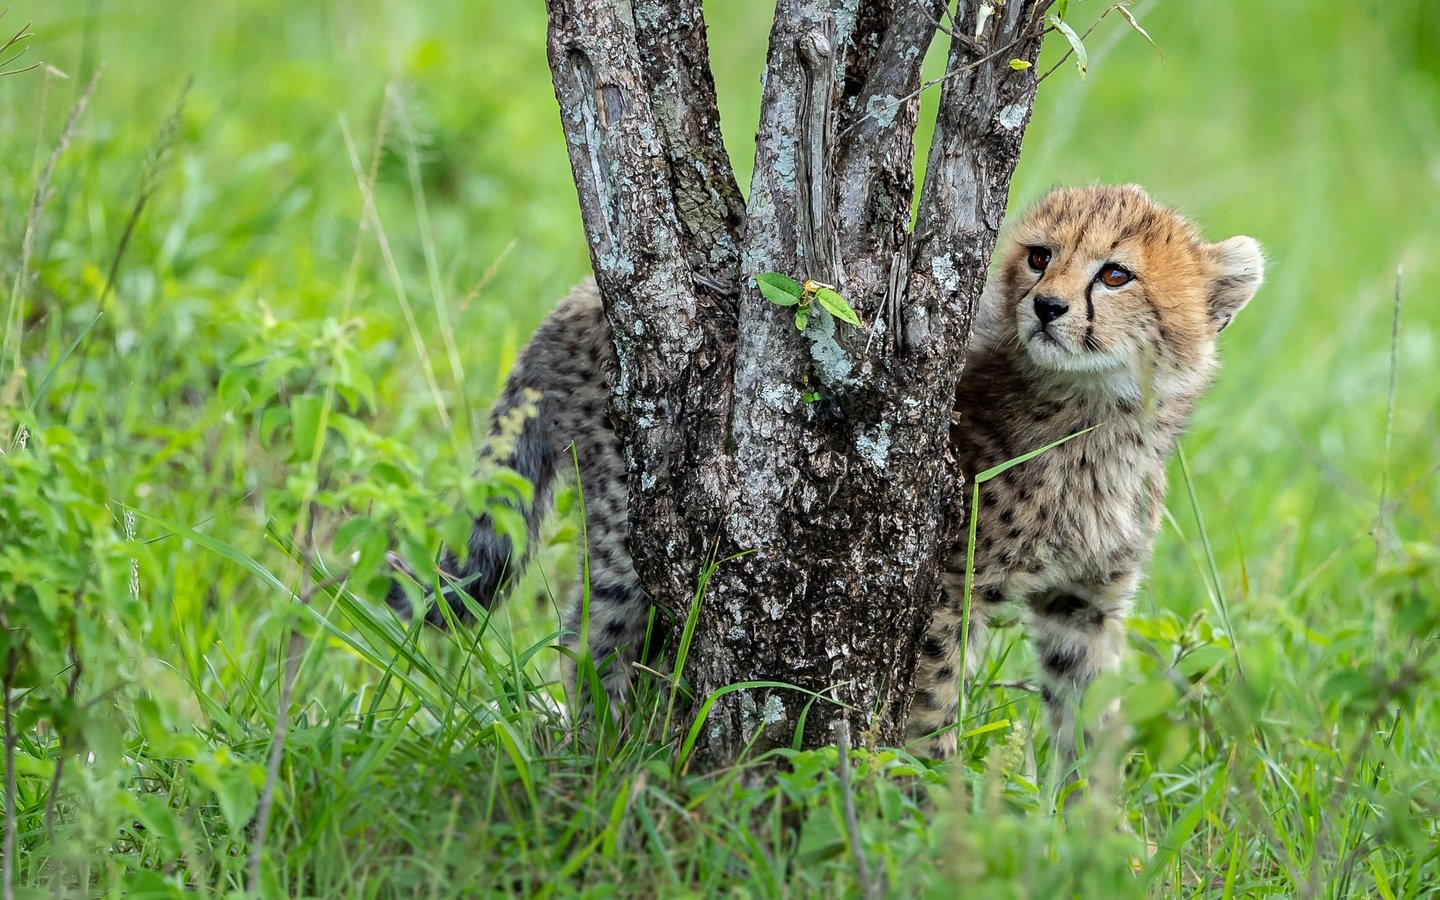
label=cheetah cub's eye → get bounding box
[1026,246,1051,272]
[1097,263,1133,287]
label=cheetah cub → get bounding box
[388,184,1263,763]
[905,184,1264,762]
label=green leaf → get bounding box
[1049,14,1089,80]
[260,406,290,449]
[975,424,1098,483]
[217,368,253,408]
[1008,58,1032,71]
[814,288,861,327]
[131,795,184,859]
[756,272,803,307]
[1117,6,1163,58]
[290,395,324,461]
[214,767,259,833]
[332,516,371,552]
[1321,669,1380,706]
[1123,679,1179,724]
[802,391,822,403]
[794,308,809,331]
[29,312,103,413]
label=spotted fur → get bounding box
[386,281,650,704]
[393,185,1263,752]
[905,184,1264,761]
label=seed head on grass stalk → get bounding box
[4,67,101,381]
[58,75,192,426]
[0,10,38,79]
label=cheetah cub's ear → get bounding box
[1205,236,1265,332]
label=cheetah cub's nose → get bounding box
[1034,295,1069,324]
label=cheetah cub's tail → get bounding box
[386,282,615,624]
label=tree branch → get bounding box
[730,0,841,547]
[632,0,747,288]
[546,2,694,301]
[910,0,1046,354]
[834,0,944,308]
[546,0,740,612]
[836,0,899,133]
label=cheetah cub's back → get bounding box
[908,184,1264,762]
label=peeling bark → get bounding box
[546,0,1046,767]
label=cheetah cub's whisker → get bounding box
[907,183,1263,764]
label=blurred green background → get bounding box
[1,0,1437,894]
[8,0,1434,629]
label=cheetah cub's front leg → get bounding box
[905,183,1264,764]
[905,583,1006,758]
[1026,574,1136,769]
[905,577,1133,766]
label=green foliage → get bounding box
[755,273,862,333]
[1043,2,1162,83]
[1048,15,1090,80]
[0,415,132,775]
[0,0,1436,895]
[754,271,804,307]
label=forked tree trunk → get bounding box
[545,0,1046,766]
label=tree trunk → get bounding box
[546,0,1046,766]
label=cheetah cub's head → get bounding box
[989,184,1264,399]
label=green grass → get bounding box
[2,0,1438,896]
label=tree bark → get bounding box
[547,0,1046,767]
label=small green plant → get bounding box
[755,273,861,333]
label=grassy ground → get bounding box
[1,0,1437,896]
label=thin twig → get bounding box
[0,12,38,78]
[1377,268,1402,563]
[833,721,883,900]
[2,639,18,900]
[1036,2,1134,84]
[991,679,1041,693]
[6,67,100,374]
[915,0,971,43]
[245,568,345,891]
[838,27,1044,142]
[44,630,82,900]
